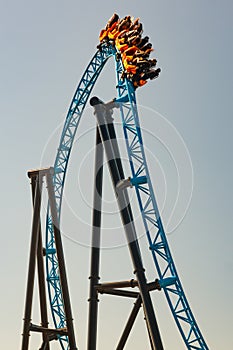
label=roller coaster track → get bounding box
[45,42,208,349]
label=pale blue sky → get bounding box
[1,1,233,349]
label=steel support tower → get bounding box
[87,96,167,349]
[21,168,77,350]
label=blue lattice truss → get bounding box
[45,43,208,350]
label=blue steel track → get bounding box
[45,42,208,349]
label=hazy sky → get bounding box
[1,1,233,349]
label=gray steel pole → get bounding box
[116,296,142,350]
[46,168,77,350]
[21,174,43,350]
[30,175,50,350]
[87,127,104,350]
[90,97,164,350]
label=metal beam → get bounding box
[87,127,104,350]
[21,173,43,350]
[96,279,138,290]
[30,175,50,350]
[95,278,161,291]
[30,324,68,335]
[97,288,139,299]
[46,168,78,350]
[116,296,142,350]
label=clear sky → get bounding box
[1,1,233,349]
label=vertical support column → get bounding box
[30,176,50,350]
[90,97,164,350]
[21,173,43,350]
[46,168,77,350]
[87,127,104,350]
[37,232,50,350]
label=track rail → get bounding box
[45,44,115,349]
[114,56,209,350]
[45,43,208,349]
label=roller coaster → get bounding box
[21,14,209,350]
